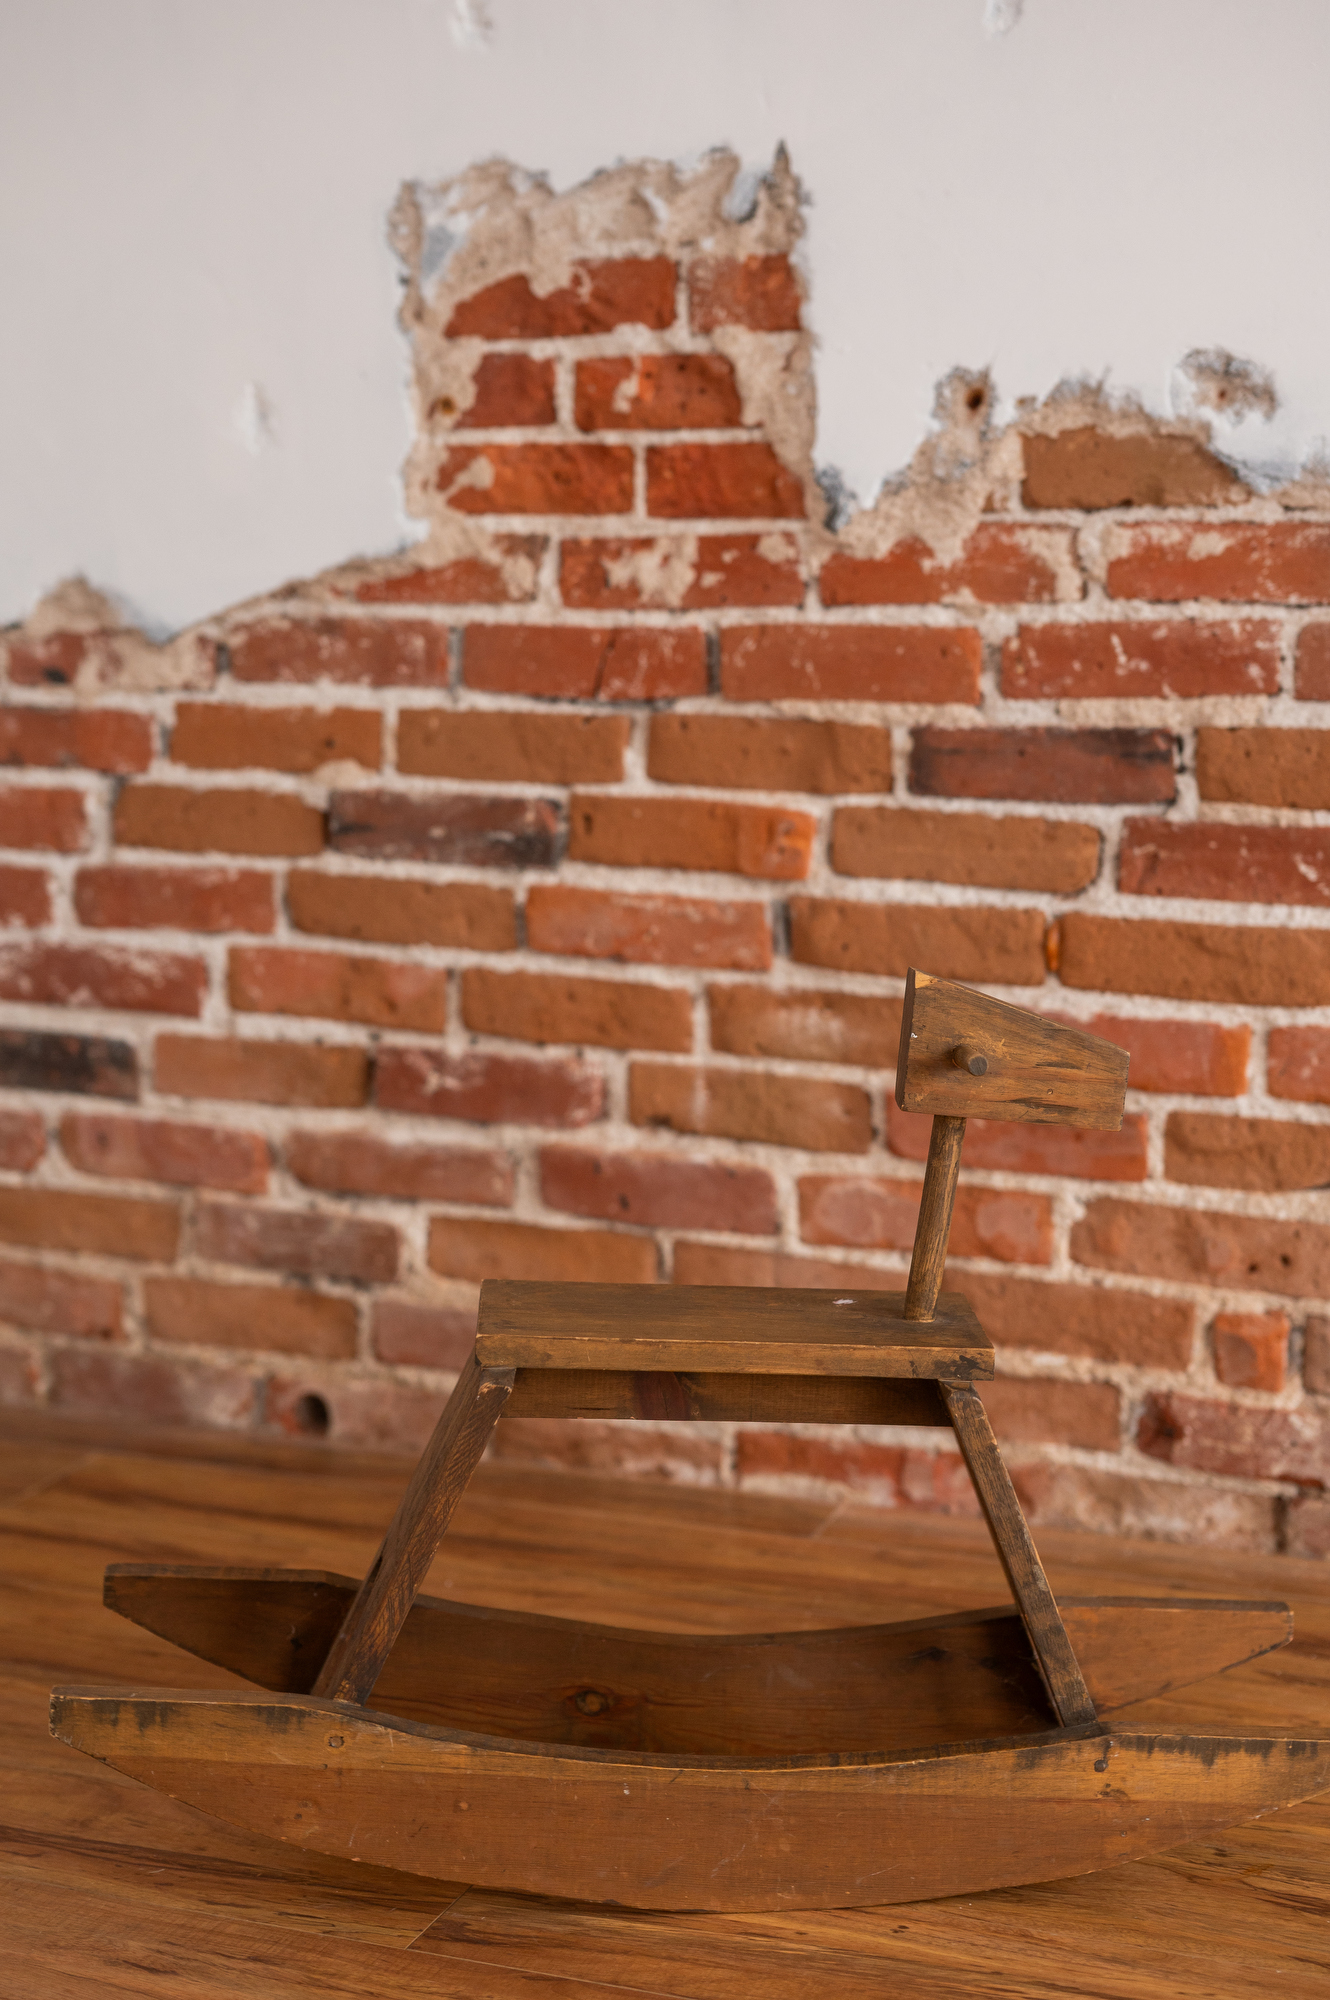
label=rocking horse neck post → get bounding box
[903,1114,966,1322]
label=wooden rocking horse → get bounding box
[51,971,1329,1910]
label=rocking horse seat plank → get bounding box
[476,1281,993,1378]
[502,1369,950,1425]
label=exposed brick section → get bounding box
[1165,1112,1330,1193]
[958,1271,1194,1369]
[1056,913,1330,1008]
[569,793,815,882]
[196,1201,397,1284]
[834,807,1100,894]
[527,885,771,970]
[820,528,1077,607]
[374,1045,604,1128]
[982,1378,1122,1452]
[1268,1027,1330,1105]
[0,1257,121,1340]
[789,898,1047,986]
[429,1217,656,1285]
[1023,428,1240,510]
[229,946,446,1031]
[708,984,900,1066]
[465,625,707,701]
[0,865,51,926]
[352,539,544,606]
[144,1276,357,1358]
[286,1129,513,1206]
[888,1099,1148,1182]
[646,443,806,519]
[1196,728,1330,809]
[687,255,802,333]
[648,715,892,794]
[561,534,804,610]
[226,617,450,687]
[1069,1015,1249,1097]
[327,790,560,868]
[1001,619,1279,700]
[629,1061,871,1153]
[171,705,381,773]
[0,1028,137,1099]
[372,1298,476,1370]
[61,1112,268,1193]
[0,1187,178,1262]
[461,967,692,1052]
[492,1415,727,1482]
[798,1176,1053,1266]
[1119,821,1330,907]
[911,727,1175,805]
[1072,1197,1330,1300]
[75,865,276,934]
[736,1430,976,1511]
[446,258,677,338]
[398,709,629,784]
[1105,523,1330,603]
[47,1347,257,1429]
[155,1035,368,1108]
[541,1146,778,1235]
[722,625,981,704]
[459,352,556,427]
[0,631,93,687]
[438,443,634,514]
[0,787,85,852]
[0,1112,44,1172]
[1296,623,1330,700]
[1212,1311,1289,1393]
[0,941,206,1016]
[670,1241,900,1291]
[1139,1392,1330,1486]
[0,709,151,773]
[575,354,744,431]
[288,872,516,951]
[1305,1318,1330,1396]
[114,785,324,857]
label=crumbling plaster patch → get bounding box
[0,577,211,691]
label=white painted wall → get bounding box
[3,0,1328,633]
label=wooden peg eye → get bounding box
[951,1043,988,1076]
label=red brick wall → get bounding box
[3,226,1330,1556]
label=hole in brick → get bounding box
[292,1392,330,1438]
[966,387,985,411]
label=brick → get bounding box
[671,1241,902,1292]
[1196,728,1330,808]
[0,786,85,851]
[833,807,1100,894]
[0,1028,137,1099]
[75,865,276,933]
[352,539,544,606]
[0,1187,178,1261]
[561,533,804,610]
[1285,1493,1330,1558]
[226,617,450,687]
[372,1298,476,1370]
[646,443,805,520]
[911,727,1175,805]
[1022,427,1240,509]
[0,1258,121,1339]
[541,1146,777,1235]
[629,1061,871,1153]
[568,793,815,882]
[398,709,629,784]
[229,946,446,1031]
[0,1111,44,1172]
[798,1176,1053,1265]
[1056,913,1330,1008]
[687,254,801,333]
[0,865,51,926]
[1013,1462,1275,1551]
[171,704,381,773]
[61,1111,267,1193]
[196,1201,397,1284]
[981,1378,1121,1452]
[1001,619,1279,699]
[438,443,634,515]
[0,942,206,1016]
[286,1128,512,1205]
[1212,1311,1289,1393]
[114,784,323,857]
[1305,1317,1330,1396]
[1119,820,1330,907]
[1105,523,1330,603]
[1164,1112,1330,1193]
[789,897,1047,986]
[0,708,151,773]
[0,631,90,687]
[1072,1196,1330,1300]
[1069,1015,1249,1097]
[48,1346,258,1429]
[957,1271,1194,1369]
[575,354,744,431]
[327,789,559,869]
[736,1430,977,1512]
[0,1339,41,1406]
[461,967,692,1052]
[288,871,516,951]
[820,527,1078,607]
[144,1275,357,1359]
[887,1098,1148,1182]
[708,984,900,1066]
[721,625,981,704]
[1295,623,1330,700]
[267,1373,446,1453]
[648,715,892,794]
[458,352,556,427]
[527,885,771,970]
[446,258,676,338]
[490,1415,726,1482]
[1138,1391,1330,1486]
[1268,1027,1330,1105]
[464,625,707,701]
[429,1217,657,1285]
[375,1045,604,1128]
[155,1035,368,1109]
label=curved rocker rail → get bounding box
[49,1685,1330,1912]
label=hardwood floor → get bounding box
[1,1405,1328,1996]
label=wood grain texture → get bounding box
[903,1114,965,1322]
[502,1368,951,1423]
[897,968,1129,1128]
